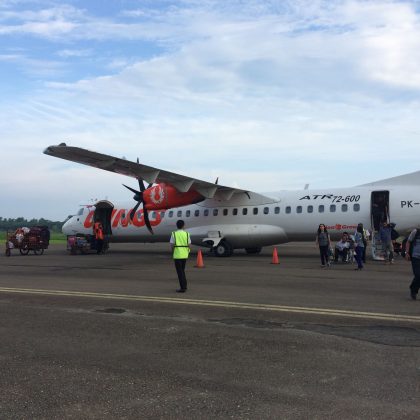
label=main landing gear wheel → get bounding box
[214,240,233,257]
[245,247,262,254]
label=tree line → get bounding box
[0,217,65,233]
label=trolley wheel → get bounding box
[5,248,11,257]
[34,248,44,255]
[19,247,30,255]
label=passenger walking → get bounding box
[170,220,191,293]
[405,228,420,300]
[316,224,331,268]
[353,225,365,270]
[357,223,369,263]
[380,221,394,264]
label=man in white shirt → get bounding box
[334,232,350,263]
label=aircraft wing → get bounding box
[44,143,248,200]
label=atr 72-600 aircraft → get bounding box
[44,144,420,258]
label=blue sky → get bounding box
[1,0,420,220]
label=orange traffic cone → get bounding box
[195,249,205,268]
[271,247,279,264]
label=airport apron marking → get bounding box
[1,287,419,323]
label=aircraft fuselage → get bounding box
[62,185,420,250]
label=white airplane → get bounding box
[44,144,420,258]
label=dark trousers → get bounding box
[334,248,348,262]
[362,241,367,263]
[354,246,364,269]
[319,245,329,265]
[174,259,187,290]
[410,258,420,296]
[96,239,103,254]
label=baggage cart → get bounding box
[5,227,50,257]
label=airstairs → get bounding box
[370,230,385,261]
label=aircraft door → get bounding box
[371,191,389,232]
[94,201,114,236]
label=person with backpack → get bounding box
[315,224,331,268]
[405,228,420,300]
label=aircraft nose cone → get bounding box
[62,217,78,235]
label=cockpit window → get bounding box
[77,208,84,216]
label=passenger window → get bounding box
[223,209,228,216]
[151,211,156,218]
[286,206,291,214]
[296,206,302,214]
[341,204,348,212]
[330,205,336,213]
[308,205,313,213]
[242,208,248,215]
[353,204,360,212]
[169,210,174,218]
[160,211,165,218]
[274,207,280,214]
[213,209,218,216]
[264,207,269,215]
[194,210,200,217]
[204,209,209,216]
[186,210,190,217]
[233,208,238,216]
[319,205,324,213]
[253,208,258,215]
[177,210,182,217]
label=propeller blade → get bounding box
[123,178,154,233]
[143,206,153,234]
[123,184,140,195]
[129,202,141,220]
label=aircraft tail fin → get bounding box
[358,170,420,187]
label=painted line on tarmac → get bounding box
[1,286,419,323]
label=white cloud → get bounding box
[57,48,91,58]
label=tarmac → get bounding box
[0,242,419,419]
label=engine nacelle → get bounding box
[143,183,204,210]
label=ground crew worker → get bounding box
[94,221,104,254]
[170,220,191,293]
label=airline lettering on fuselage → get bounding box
[83,210,162,229]
[401,200,420,208]
[300,194,361,203]
[326,224,357,231]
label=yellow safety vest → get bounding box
[172,230,190,259]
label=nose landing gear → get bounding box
[213,240,233,257]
